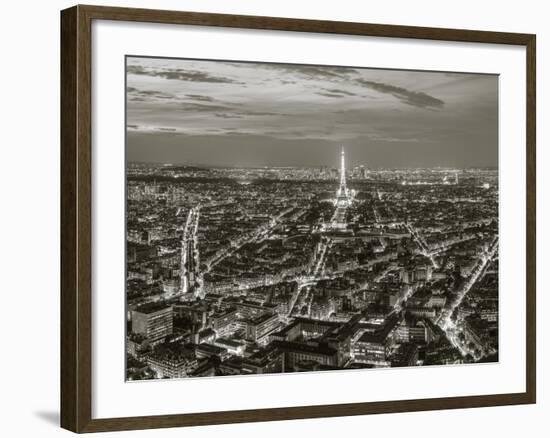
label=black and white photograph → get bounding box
[1,0,545,435]
[125,56,499,381]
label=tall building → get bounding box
[338,148,347,197]
[329,147,352,229]
[336,148,351,208]
[245,313,280,344]
[131,303,173,344]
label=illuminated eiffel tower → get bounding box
[336,147,350,207]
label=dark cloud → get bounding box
[252,63,356,82]
[176,103,282,117]
[214,113,243,119]
[324,88,357,97]
[358,79,444,109]
[127,65,240,84]
[186,94,215,102]
[294,65,355,80]
[317,92,347,98]
[180,103,233,113]
[242,110,282,117]
[318,88,359,98]
[132,89,173,99]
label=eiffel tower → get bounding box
[336,147,350,207]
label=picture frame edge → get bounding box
[60,4,537,433]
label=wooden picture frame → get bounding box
[60,4,536,433]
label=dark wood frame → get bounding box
[61,4,536,433]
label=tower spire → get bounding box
[339,147,347,196]
[331,146,351,229]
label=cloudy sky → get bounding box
[126,56,498,169]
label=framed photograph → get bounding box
[60,5,536,433]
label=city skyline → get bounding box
[126,57,498,169]
[128,158,498,170]
[125,56,499,382]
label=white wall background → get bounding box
[0,0,546,436]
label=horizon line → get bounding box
[127,161,498,171]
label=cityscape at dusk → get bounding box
[125,57,499,381]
